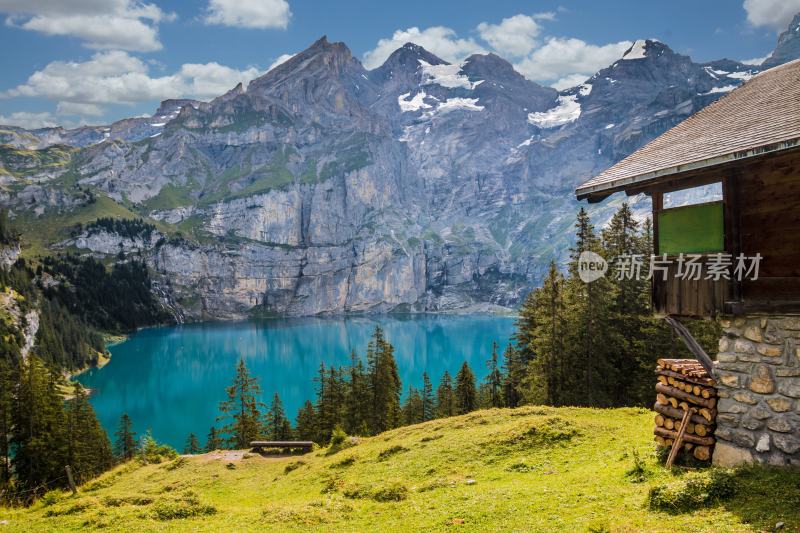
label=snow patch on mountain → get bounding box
[623,40,648,60]
[419,60,483,90]
[701,84,737,95]
[398,91,433,112]
[437,97,484,113]
[726,71,754,81]
[527,94,581,128]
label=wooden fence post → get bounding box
[65,465,77,495]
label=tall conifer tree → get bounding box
[421,372,435,422]
[114,413,136,460]
[204,427,222,452]
[217,358,265,449]
[454,362,478,414]
[484,342,504,408]
[436,371,454,418]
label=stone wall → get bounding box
[713,315,800,467]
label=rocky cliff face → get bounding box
[763,14,800,69]
[0,24,797,320]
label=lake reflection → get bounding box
[78,315,516,448]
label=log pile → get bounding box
[653,358,717,462]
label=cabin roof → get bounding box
[576,59,800,200]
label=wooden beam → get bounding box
[663,316,716,377]
[666,408,692,468]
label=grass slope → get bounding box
[2,406,798,532]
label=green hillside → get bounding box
[1,406,797,532]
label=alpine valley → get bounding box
[2,15,799,320]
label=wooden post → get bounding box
[65,465,77,495]
[665,408,692,468]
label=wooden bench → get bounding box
[250,441,314,455]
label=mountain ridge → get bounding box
[1,17,798,319]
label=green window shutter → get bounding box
[657,201,724,254]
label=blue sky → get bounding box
[0,0,797,128]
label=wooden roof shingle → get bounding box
[576,59,800,200]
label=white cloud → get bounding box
[204,0,290,29]
[741,55,769,65]
[743,0,800,31]
[267,53,295,72]
[550,73,589,91]
[4,51,262,122]
[362,26,485,69]
[477,14,545,57]
[0,111,59,129]
[363,16,631,91]
[0,0,171,52]
[514,37,632,84]
[56,101,104,117]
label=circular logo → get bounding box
[578,251,608,283]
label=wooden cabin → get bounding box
[576,59,800,467]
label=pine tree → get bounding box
[484,342,504,408]
[114,413,137,460]
[0,208,16,245]
[602,202,650,406]
[184,433,201,454]
[562,207,616,406]
[204,427,222,452]
[266,393,292,440]
[343,350,370,435]
[402,386,424,425]
[217,358,265,449]
[295,400,317,442]
[435,371,454,418]
[501,343,525,408]
[366,327,401,434]
[65,382,112,483]
[420,372,435,421]
[11,357,70,493]
[314,364,346,442]
[521,261,567,405]
[0,361,13,486]
[454,362,478,414]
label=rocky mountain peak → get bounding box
[763,12,800,68]
[620,39,673,61]
[247,35,362,94]
[368,42,446,87]
[461,53,522,83]
[154,99,200,117]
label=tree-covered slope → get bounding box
[2,406,797,532]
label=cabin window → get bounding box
[658,183,724,254]
[663,182,722,208]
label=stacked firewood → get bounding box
[653,358,717,462]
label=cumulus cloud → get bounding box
[56,101,105,117]
[476,13,549,57]
[0,0,172,52]
[743,0,800,31]
[4,50,262,122]
[267,53,296,72]
[514,37,632,86]
[362,26,485,69]
[550,73,590,91]
[362,15,630,91]
[0,111,59,129]
[741,55,769,65]
[204,0,291,29]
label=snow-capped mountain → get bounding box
[0,20,796,318]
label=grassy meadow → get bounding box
[1,406,798,532]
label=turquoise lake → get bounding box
[78,315,516,448]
